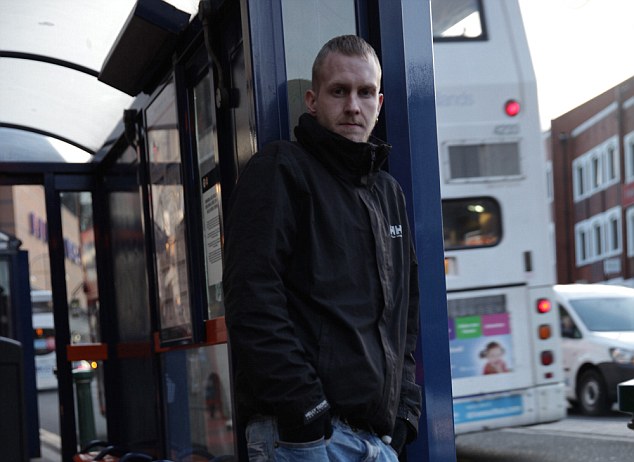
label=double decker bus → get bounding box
[431,0,566,433]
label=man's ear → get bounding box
[377,93,384,115]
[305,89,317,115]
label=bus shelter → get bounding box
[0,0,453,460]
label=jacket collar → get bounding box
[294,113,390,186]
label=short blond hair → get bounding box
[311,35,382,91]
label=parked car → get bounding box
[554,284,634,415]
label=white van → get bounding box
[31,290,57,390]
[554,284,634,415]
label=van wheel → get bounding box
[577,369,609,416]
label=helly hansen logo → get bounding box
[304,399,330,423]
[390,225,403,238]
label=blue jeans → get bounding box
[245,416,399,462]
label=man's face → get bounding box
[305,52,383,143]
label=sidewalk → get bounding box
[30,429,60,462]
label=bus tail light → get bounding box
[505,99,520,117]
[536,298,552,313]
[538,324,551,340]
[541,350,554,366]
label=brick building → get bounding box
[550,76,634,285]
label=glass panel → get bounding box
[0,59,132,154]
[431,0,485,40]
[146,81,193,344]
[442,197,501,249]
[106,148,161,451]
[281,0,356,137]
[448,142,521,179]
[0,128,91,163]
[570,297,634,332]
[164,344,234,460]
[60,192,100,344]
[0,1,136,72]
[193,73,225,319]
[60,191,107,444]
[110,191,151,341]
[0,257,11,338]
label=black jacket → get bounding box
[224,114,421,438]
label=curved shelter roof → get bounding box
[0,0,197,162]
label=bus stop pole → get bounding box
[376,0,456,460]
[73,367,97,448]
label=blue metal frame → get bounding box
[377,1,456,460]
[4,248,41,458]
[242,0,289,148]
[245,0,455,459]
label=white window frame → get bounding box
[574,137,620,200]
[572,157,586,201]
[605,206,622,257]
[591,217,604,261]
[627,206,634,257]
[575,222,590,266]
[590,151,602,191]
[625,131,634,184]
[602,136,620,187]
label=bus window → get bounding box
[431,0,486,41]
[448,142,521,180]
[443,197,501,249]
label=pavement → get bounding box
[30,429,60,462]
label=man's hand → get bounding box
[278,412,332,443]
[390,418,413,455]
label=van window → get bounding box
[559,306,581,339]
[570,297,634,332]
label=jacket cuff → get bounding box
[397,405,419,440]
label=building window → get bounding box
[628,206,634,257]
[573,158,585,200]
[626,132,634,184]
[604,206,622,256]
[591,153,602,190]
[602,136,620,187]
[575,207,622,265]
[592,219,603,259]
[573,137,620,200]
[606,144,617,182]
[575,222,589,265]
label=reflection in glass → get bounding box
[281,0,356,137]
[146,81,193,343]
[443,197,501,249]
[110,191,151,341]
[431,0,485,40]
[164,344,234,459]
[570,297,634,332]
[0,258,11,337]
[194,73,225,318]
[60,191,107,443]
[60,192,99,344]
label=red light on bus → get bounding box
[541,350,554,366]
[536,298,551,314]
[504,99,520,117]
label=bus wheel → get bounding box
[577,369,609,416]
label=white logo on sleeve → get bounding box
[390,225,403,238]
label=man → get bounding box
[224,35,421,461]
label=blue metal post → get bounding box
[377,1,456,460]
